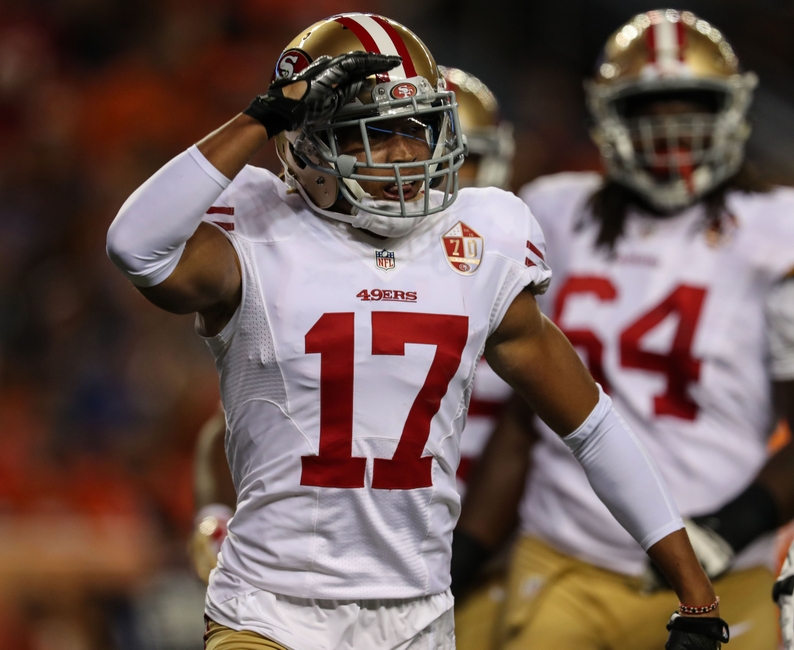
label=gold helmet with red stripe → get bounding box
[273,13,466,220]
[586,9,757,211]
[439,66,514,189]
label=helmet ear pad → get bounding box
[275,132,339,209]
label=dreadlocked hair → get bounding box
[585,163,772,253]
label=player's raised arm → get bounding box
[105,53,401,324]
[485,289,728,648]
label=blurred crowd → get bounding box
[1,0,792,648]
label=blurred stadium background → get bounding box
[0,0,791,647]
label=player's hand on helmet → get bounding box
[774,540,794,649]
[190,504,233,584]
[643,518,735,592]
[665,614,730,649]
[244,52,402,138]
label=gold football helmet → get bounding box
[439,66,514,189]
[272,13,466,219]
[586,9,757,211]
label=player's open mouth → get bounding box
[382,182,419,201]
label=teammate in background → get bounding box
[456,9,794,650]
[191,404,235,585]
[107,12,725,650]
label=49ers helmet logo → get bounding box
[390,82,418,99]
[272,49,312,82]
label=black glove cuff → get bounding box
[666,614,730,643]
[243,93,305,139]
[450,529,492,598]
[693,483,779,554]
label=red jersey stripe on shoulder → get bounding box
[207,206,234,215]
[527,241,545,260]
[334,16,390,83]
[525,257,536,268]
[212,221,234,231]
[371,15,417,78]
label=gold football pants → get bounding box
[454,571,507,650]
[498,536,778,650]
[205,619,289,650]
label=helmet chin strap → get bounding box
[285,171,430,238]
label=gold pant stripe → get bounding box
[205,620,290,650]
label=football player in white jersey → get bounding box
[106,12,726,650]
[187,65,519,648]
[456,9,794,650]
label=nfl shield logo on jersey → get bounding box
[442,222,483,275]
[375,249,396,270]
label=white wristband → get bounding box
[106,145,231,287]
[563,386,684,551]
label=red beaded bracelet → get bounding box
[678,596,720,615]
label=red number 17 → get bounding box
[301,311,469,490]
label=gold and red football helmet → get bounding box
[586,9,757,211]
[272,13,466,219]
[439,66,514,189]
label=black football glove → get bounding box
[665,613,730,650]
[244,52,402,138]
[774,540,794,649]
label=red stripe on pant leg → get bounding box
[333,16,390,83]
[371,15,417,78]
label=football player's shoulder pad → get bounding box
[207,165,305,243]
[518,171,601,207]
[457,185,536,237]
[727,185,794,279]
[518,171,601,235]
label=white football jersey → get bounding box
[200,167,551,602]
[519,172,794,577]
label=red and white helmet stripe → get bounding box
[333,14,417,82]
[645,18,687,74]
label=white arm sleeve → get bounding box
[106,145,231,287]
[768,277,794,381]
[562,386,684,551]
